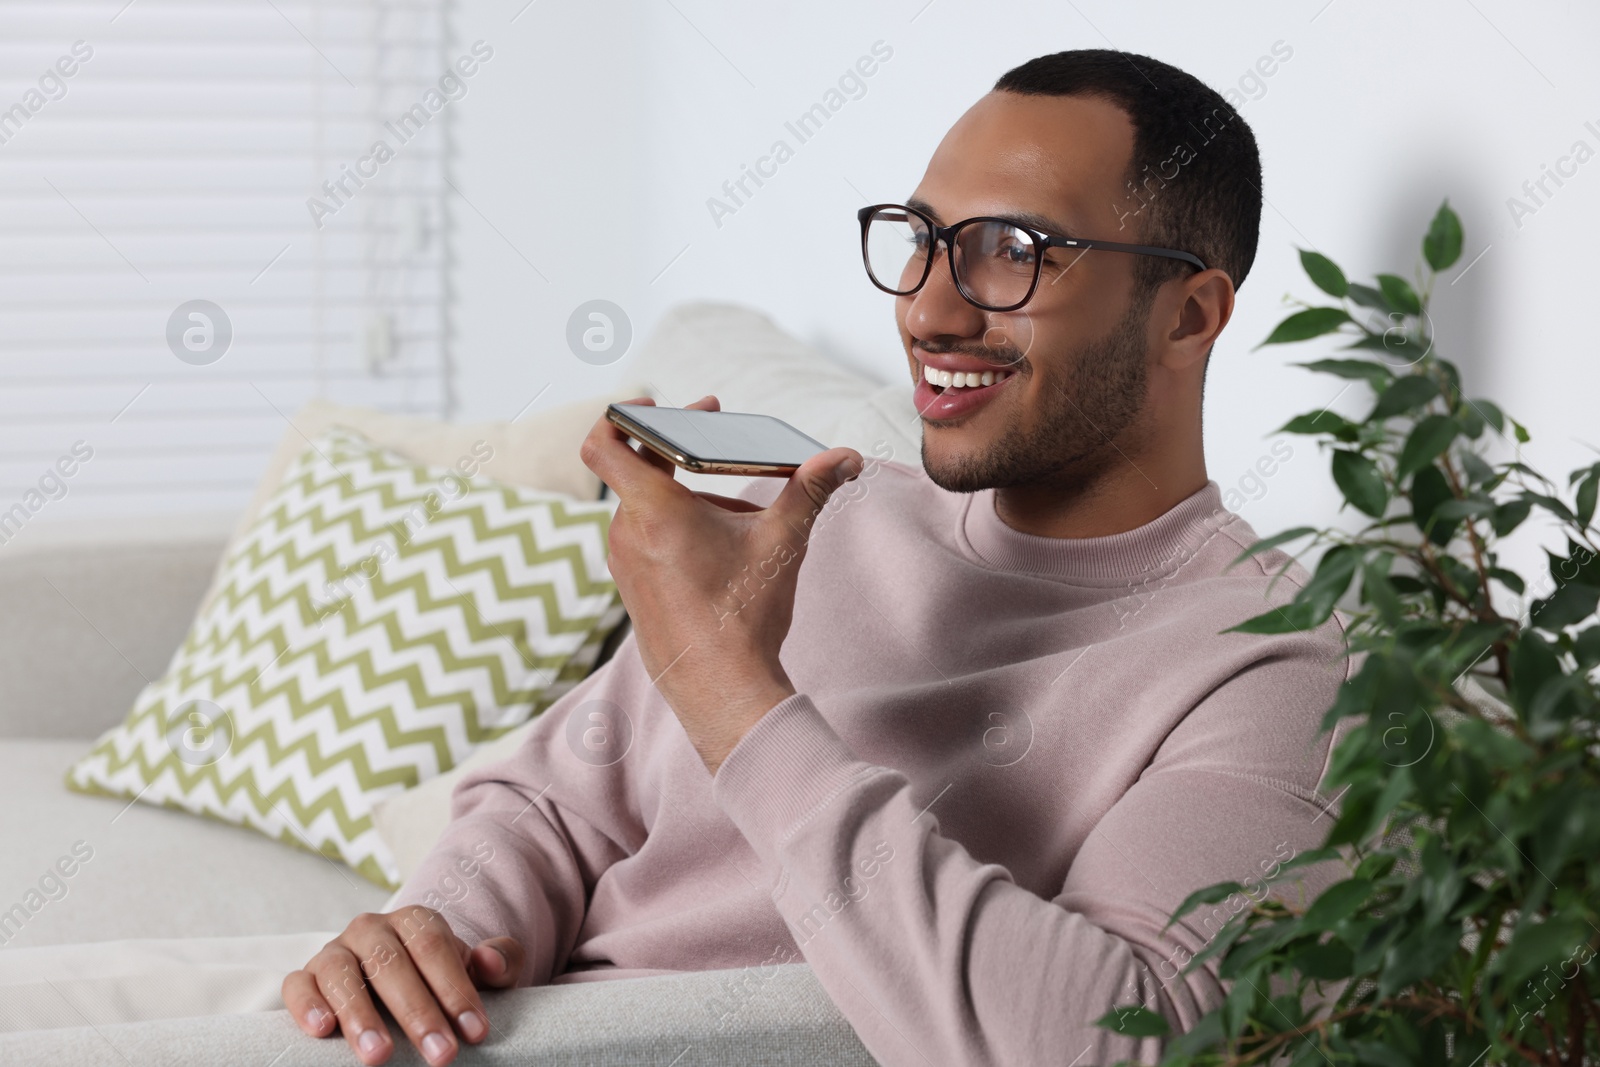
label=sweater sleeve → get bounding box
[710,649,1354,1066]
[385,635,651,988]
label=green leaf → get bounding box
[1530,581,1600,632]
[1166,1011,1224,1058]
[1361,554,1405,625]
[1424,200,1464,270]
[1226,599,1326,635]
[1524,491,1577,525]
[1511,417,1530,444]
[1376,273,1422,315]
[1332,450,1389,518]
[1495,914,1590,991]
[1370,375,1440,420]
[1299,249,1349,297]
[1354,852,1398,881]
[1489,566,1526,595]
[1278,411,1359,441]
[1378,921,1464,999]
[1298,544,1362,623]
[1491,497,1532,537]
[1301,877,1374,932]
[1275,846,1346,878]
[1221,977,1256,1037]
[1431,497,1492,522]
[1166,881,1246,927]
[1093,1005,1170,1038]
[1396,415,1460,479]
[1258,307,1353,347]
[1410,464,1458,546]
[1291,940,1355,981]
[1574,624,1600,667]
[1229,526,1318,567]
[1295,358,1394,386]
[1347,282,1390,311]
[1509,631,1561,716]
[1471,399,1506,434]
[1459,450,1495,486]
[1577,472,1597,527]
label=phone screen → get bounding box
[613,405,826,466]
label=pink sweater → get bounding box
[391,460,1353,1065]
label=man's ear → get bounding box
[1160,269,1233,372]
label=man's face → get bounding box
[897,91,1157,494]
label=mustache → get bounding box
[913,341,1026,370]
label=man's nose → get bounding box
[904,245,987,344]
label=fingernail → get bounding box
[358,1028,384,1056]
[423,1031,453,1063]
[458,1009,487,1041]
[838,458,863,481]
[305,1006,327,1030]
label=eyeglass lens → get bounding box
[863,207,1039,309]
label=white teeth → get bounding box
[921,364,1012,389]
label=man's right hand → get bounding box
[282,906,525,1066]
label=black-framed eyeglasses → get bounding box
[856,203,1208,313]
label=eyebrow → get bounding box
[904,196,1080,239]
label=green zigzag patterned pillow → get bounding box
[66,426,625,888]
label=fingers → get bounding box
[305,940,396,1066]
[361,935,463,1066]
[392,907,491,1046]
[611,395,675,476]
[584,396,669,500]
[583,394,720,500]
[282,968,337,1039]
[692,490,765,513]
[767,446,864,535]
[468,936,525,989]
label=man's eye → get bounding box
[998,242,1034,264]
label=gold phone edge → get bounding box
[604,406,799,477]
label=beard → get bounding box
[920,288,1154,495]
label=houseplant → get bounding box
[1100,202,1600,1065]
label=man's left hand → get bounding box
[579,395,864,775]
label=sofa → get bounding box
[0,303,917,1064]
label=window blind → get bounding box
[0,0,450,524]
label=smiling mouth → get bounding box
[920,364,1016,393]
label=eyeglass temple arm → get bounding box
[1044,234,1206,272]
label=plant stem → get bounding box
[1222,994,1548,1067]
[1437,448,1514,684]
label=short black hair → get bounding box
[994,49,1262,298]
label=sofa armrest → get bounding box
[0,964,877,1066]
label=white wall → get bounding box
[449,0,1598,574]
[10,0,1593,568]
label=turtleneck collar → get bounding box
[955,480,1231,584]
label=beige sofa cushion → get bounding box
[0,741,388,950]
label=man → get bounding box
[284,48,1351,1066]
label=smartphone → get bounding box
[605,403,828,476]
